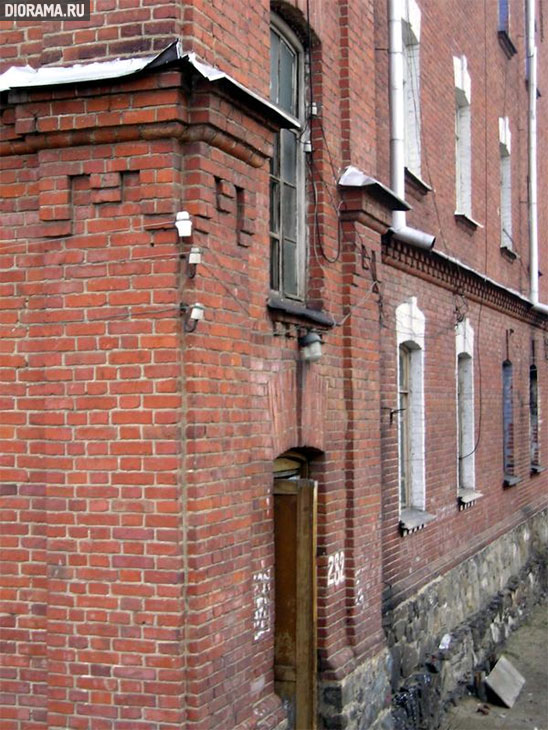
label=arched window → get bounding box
[455,319,476,496]
[396,298,426,516]
[454,55,472,217]
[402,0,422,177]
[269,15,306,300]
[499,117,512,251]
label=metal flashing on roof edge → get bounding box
[0,42,183,92]
[338,165,410,212]
[0,39,298,129]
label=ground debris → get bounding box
[485,655,526,708]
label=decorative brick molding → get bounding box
[383,238,541,324]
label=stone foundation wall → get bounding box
[318,510,548,730]
[319,649,394,730]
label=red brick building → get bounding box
[0,1,547,729]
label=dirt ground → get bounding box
[441,599,548,730]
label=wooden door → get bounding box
[273,478,317,730]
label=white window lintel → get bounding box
[402,0,421,44]
[456,318,474,358]
[454,55,471,106]
[499,116,511,154]
[396,296,425,348]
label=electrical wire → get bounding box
[200,258,250,318]
[2,304,180,330]
[334,282,379,328]
[0,219,175,256]
[0,252,184,278]
[306,152,342,265]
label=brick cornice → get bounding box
[1,67,277,166]
[0,118,270,167]
[382,238,547,326]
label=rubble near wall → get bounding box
[318,510,547,730]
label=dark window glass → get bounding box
[281,130,297,183]
[282,240,298,297]
[498,0,509,31]
[270,21,304,300]
[270,180,280,233]
[530,365,539,467]
[279,41,296,114]
[282,183,296,240]
[502,361,514,475]
[399,345,410,507]
[270,238,280,290]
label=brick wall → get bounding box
[0,1,547,729]
[0,71,189,728]
[379,256,548,607]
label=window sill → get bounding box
[498,30,517,59]
[530,464,546,476]
[500,245,518,262]
[399,508,435,536]
[455,212,483,231]
[503,473,520,488]
[458,488,483,511]
[405,167,432,197]
[267,294,335,329]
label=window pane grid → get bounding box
[530,365,539,467]
[502,361,514,474]
[399,346,411,508]
[270,19,304,300]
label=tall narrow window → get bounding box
[502,360,516,484]
[456,319,475,497]
[402,0,422,177]
[270,17,306,300]
[530,364,540,470]
[396,298,428,525]
[398,344,411,507]
[454,55,472,217]
[457,355,473,487]
[498,0,509,31]
[497,0,517,56]
[499,117,512,250]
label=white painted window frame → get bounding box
[499,116,512,250]
[456,319,476,493]
[396,298,426,513]
[402,0,422,177]
[454,55,472,218]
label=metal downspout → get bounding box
[527,0,548,314]
[387,0,435,250]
